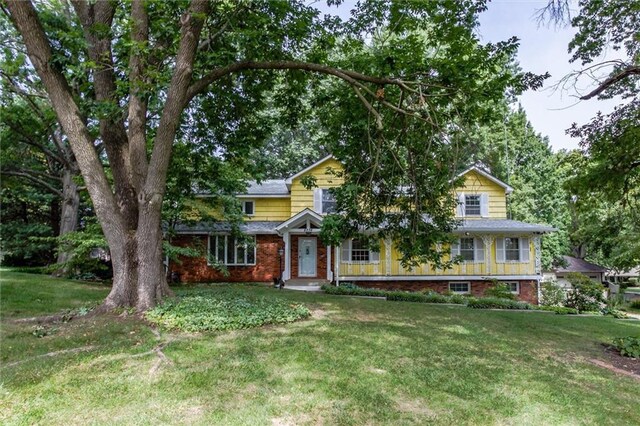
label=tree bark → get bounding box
[56,169,80,265]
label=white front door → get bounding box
[298,238,317,277]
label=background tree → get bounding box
[4,0,541,310]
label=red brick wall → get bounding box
[169,234,284,283]
[349,280,539,304]
[290,235,327,279]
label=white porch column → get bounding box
[334,245,340,286]
[283,232,291,281]
[327,245,333,281]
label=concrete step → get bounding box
[285,279,330,286]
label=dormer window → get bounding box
[242,200,254,216]
[464,195,481,216]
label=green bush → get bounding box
[629,299,640,309]
[467,297,532,310]
[386,291,432,303]
[484,281,516,300]
[601,308,628,319]
[535,305,578,315]
[611,336,640,358]
[146,290,310,332]
[321,284,387,297]
[541,281,565,306]
[564,273,606,313]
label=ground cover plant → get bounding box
[2,269,640,425]
[146,289,310,332]
[611,336,640,358]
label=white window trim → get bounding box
[207,234,257,266]
[242,200,255,216]
[321,188,337,215]
[502,281,520,294]
[342,239,380,264]
[464,194,481,217]
[449,281,471,294]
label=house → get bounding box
[170,156,555,304]
[546,255,607,289]
[606,266,640,284]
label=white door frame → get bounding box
[298,237,317,277]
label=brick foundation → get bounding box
[348,280,539,304]
[169,234,284,283]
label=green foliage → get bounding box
[484,281,516,300]
[611,336,640,359]
[564,273,606,313]
[536,305,578,315]
[321,284,387,297]
[55,222,110,280]
[601,308,628,319]
[467,297,533,310]
[541,280,566,306]
[629,299,640,309]
[146,289,310,332]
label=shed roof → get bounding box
[554,256,607,273]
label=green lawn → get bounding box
[1,270,639,425]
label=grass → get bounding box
[1,269,639,425]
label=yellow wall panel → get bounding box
[456,170,508,218]
[245,198,291,221]
[290,158,345,215]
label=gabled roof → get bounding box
[285,154,335,185]
[554,256,607,273]
[456,166,514,194]
[275,208,323,233]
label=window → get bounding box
[209,235,256,265]
[351,239,370,262]
[464,194,481,216]
[242,200,254,216]
[459,238,475,261]
[505,237,520,261]
[322,189,337,214]
[449,282,470,294]
[503,281,519,294]
[341,239,380,263]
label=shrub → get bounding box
[564,273,606,313]
[484,281,516,300]
[629,299,640,309]
[146,290,310,332]
[320,284,386,297]
[536,305,578,315]
[467,297,532,310]
[601,308,628,319]
[611,336,640,358]
[386,291,431,303]
[541,281,565,306]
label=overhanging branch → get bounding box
[580,65,640,100]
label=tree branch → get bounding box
[580,65,640,100]
[186,60,414,104]
[1,170,63,197]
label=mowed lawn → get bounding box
[1,270,639,425]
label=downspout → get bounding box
[536,278,541,305]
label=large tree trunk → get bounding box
[56,169,80,265]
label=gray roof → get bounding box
[555,256,607,273]
[455,219,556,233]
[242,180,289,196]
[174,221,280,234]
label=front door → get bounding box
[298,238,317,277]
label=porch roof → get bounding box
[454,219,556,234]
[173,221,281,235]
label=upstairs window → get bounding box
[242,200,254,216]
[464,194,481,216]
[322,189,337,214]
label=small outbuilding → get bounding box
[547,255,607,289]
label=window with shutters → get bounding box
[321,189,337,214]
[208,235,256,265]
[459,238,475,261]
[505,237,520,261]
[464,194,481,216]
[341,239,380,263]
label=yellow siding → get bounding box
[456,170,507,219]
[290,158,344,215]
[338,238,536,277]
[246,198,291,221]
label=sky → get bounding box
[317,0,621,152]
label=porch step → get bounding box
[285,278,330,286]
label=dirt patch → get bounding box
[395,398,436,417]
[589,346,640,380]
